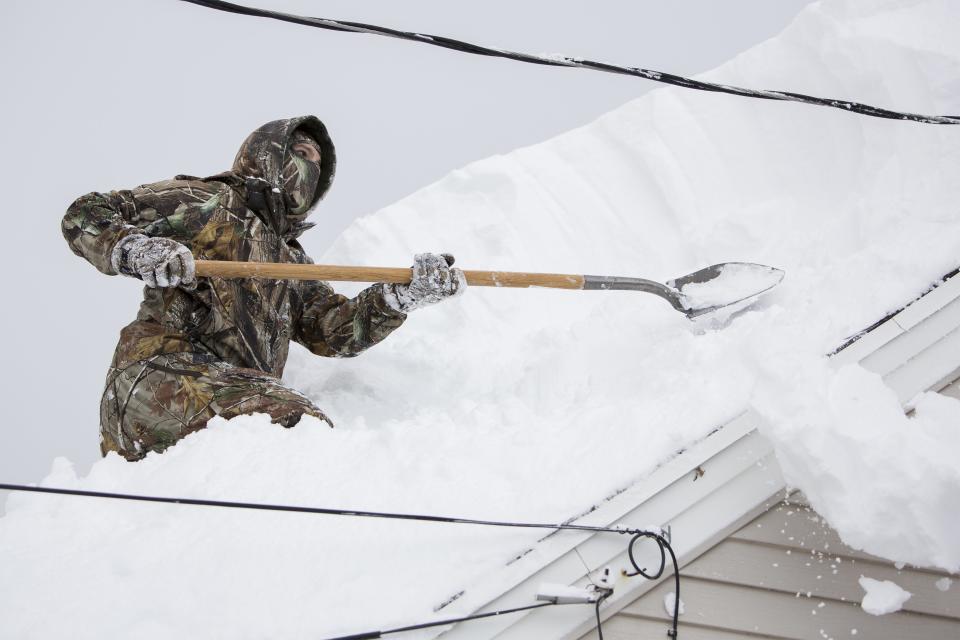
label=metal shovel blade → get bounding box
[582,262,783,319]
[667,262,785,318]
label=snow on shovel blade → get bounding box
[666,262,784,318]
[582,261,783,319]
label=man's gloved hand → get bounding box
[111,234,196,288]
[382,252,467,313]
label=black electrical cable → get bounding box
[0,482,680,638]
[322,601,556,640]
[175,0,960,126]
[625,531,681,636]
[0,483,633,535]
[595,597,604,640]
[593,587,613,640]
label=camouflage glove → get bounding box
[110,234,196,288]
[382,253,467,312]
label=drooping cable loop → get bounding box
[0,482,681,637]
[176,0,960,126]
[625,530,682,636]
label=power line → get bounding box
[324,601,557,640]
[0,482,634,535]
[176,0,960,126]
[0,482,680,638]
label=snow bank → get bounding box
[3,0,960,637]
[858,576,912,615]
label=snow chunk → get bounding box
[664,592,685,617]
[859,576,912,616]
[752,360,960,572]
[677,263,782,310]
[935,577,953,592]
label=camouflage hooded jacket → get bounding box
[62,116,406,376]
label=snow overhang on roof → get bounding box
[438,269,960,640]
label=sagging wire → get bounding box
[0,482,680,638]
[175,0,960,126]
[321,601,556,640]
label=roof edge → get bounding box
[436,267,960,639]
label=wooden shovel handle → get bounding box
[194,260,585,290]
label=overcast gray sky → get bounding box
[0,0,813,485]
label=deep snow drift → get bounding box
[3,1,960,638]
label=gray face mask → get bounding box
[282,131,323,216]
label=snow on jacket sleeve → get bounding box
[292,277,407,358]
[62,190,145,275]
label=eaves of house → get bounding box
[436,270,960,639]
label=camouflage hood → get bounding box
[232,115,337,238]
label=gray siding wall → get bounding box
[579,491,960,640]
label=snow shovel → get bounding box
[195,260,784,319]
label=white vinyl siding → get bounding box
[579,494,960,640]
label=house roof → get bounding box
[435,270,960,639]
[3,3,960,639]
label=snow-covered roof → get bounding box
[437,267,960,639]
[2,1,959,638]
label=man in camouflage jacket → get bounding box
[63,116,464,460]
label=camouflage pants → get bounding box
[100,352,331,460]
